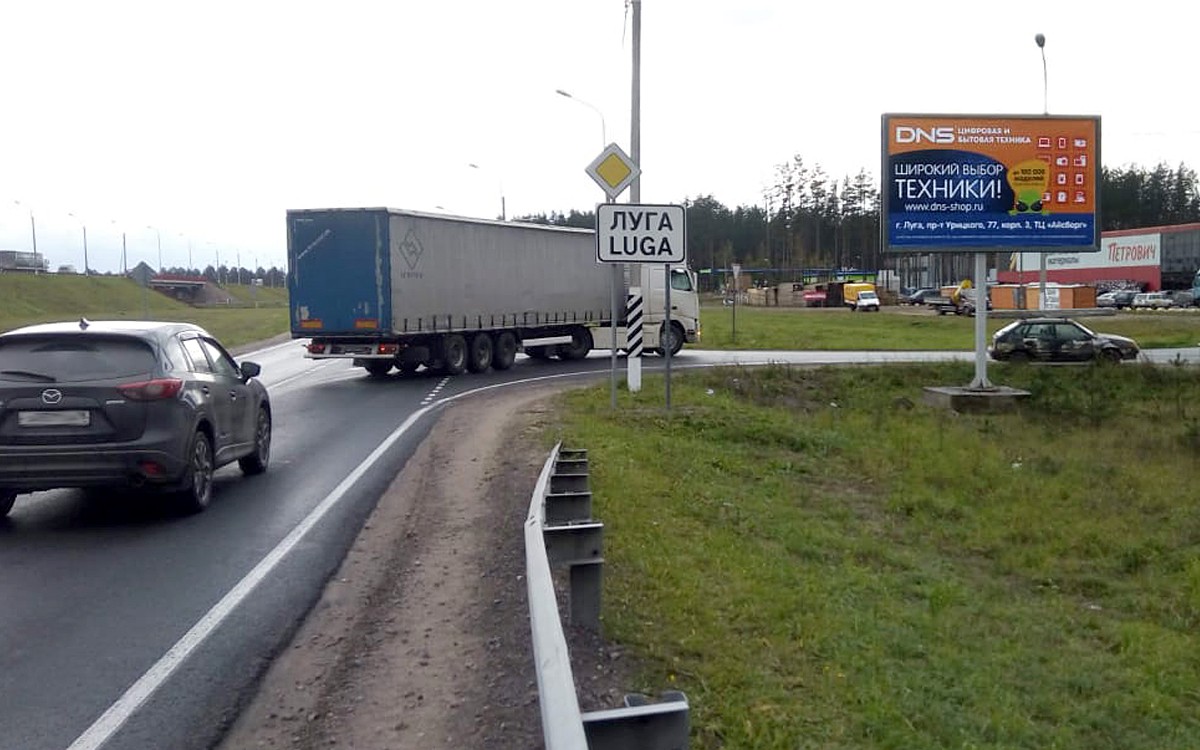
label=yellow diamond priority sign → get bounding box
[585,142,640,201]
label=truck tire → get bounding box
[492,331,517,370]
[657,321,685,356]
[558,327,593,361]
[467,333,494,373]
[364,360,392,377]
[440,334,468,375]
[397,360,421,375]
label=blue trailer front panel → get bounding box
[288,209,391,336]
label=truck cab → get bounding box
[852,290,881,312]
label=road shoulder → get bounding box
[216,382,636,749]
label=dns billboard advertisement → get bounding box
[882,114,1101,253]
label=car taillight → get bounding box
[119,378,184,401]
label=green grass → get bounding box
[550,363,1200,749]
[0,274,288,350]
[700,303,1200,351]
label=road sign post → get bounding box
[585,145,642,408]
[596,203,687,405]
[731,262,741,343]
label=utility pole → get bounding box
[1036,32,1049,309]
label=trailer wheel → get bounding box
[467,333,494,373]
[440,334,467,375]
[397,360,421,375]
[364,361,392,377]
[558,327,593,361]
[492,331,518,370]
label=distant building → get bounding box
[997,222,1200,291]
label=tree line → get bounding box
[520,160,1200,283]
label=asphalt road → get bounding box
[2,341,1195,750]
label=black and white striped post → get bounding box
[626,286,644,392]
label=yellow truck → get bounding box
[842,282,880,311]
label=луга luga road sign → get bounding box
[595,203,687,264]
[881,113,1101,253]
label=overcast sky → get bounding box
[2,0,1197,274]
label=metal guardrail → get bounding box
[525,442,690,750]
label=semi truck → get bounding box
[286,208,700,376]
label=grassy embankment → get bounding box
[551,359,1200,749]
[0,274,288,349]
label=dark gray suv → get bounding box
[0,319,271,517]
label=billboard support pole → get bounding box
[1039,252,1048,309]
[968,251,993,390]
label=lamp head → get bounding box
[1035,33,1045,49]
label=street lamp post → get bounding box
[1036,33,1048,116]
[467,163,506,221]
[68,213,89,276]
[1035,32,1049,309]
[555,89,607,148]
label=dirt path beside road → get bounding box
[217,382,635,750]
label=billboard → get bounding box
[882,114,1100,253]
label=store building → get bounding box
[996,222,1200,292]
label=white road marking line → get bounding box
[420,376,451,405]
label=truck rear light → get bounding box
[308,342,327,354]
[378,343,399,355]
[119,378,184,401]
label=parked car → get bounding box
[900,287,939,305]
[1096,290,1138,309]
[852,290,881,312]
[1132,292,1175,309]
[989,317,1140,364]
[0,319,271,517]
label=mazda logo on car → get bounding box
[41,389,63,405]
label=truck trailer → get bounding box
[287,208,700,376]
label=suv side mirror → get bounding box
[240,361,262,380]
